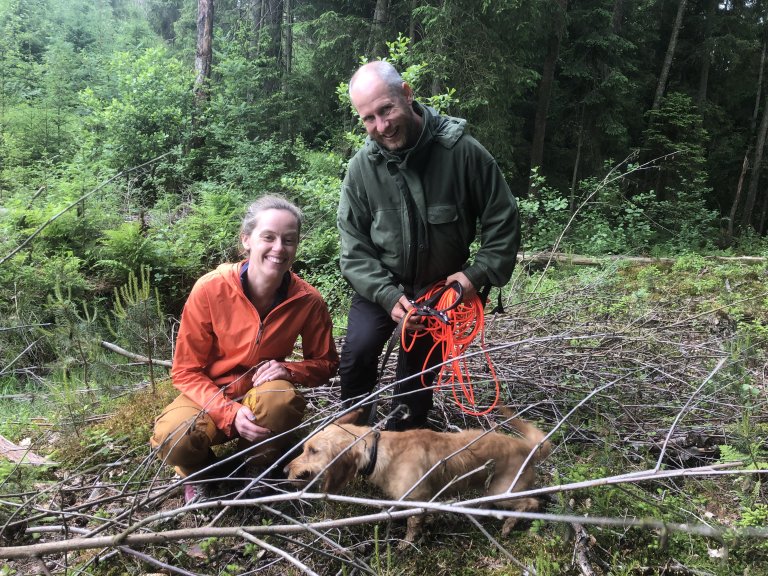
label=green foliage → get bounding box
[518,168,570,252]
[520,165,659,255]
[96,221,161,285]
[164,182,245,272]
[282,142,349,311]
[719,444,768,471]
[79,46,194,193]
[41,281,101,390]
[108,266,170,379]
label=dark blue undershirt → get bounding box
[240,262,290,317]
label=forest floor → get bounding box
[1,254,767,575]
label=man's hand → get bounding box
[390,295,423,330]
[446,271,477,302]
[234,406,272,442]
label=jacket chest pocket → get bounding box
[426,203,469,258]
[427,204,458,225]
[371,207,405,258]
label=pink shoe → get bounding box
[183,483,208,504]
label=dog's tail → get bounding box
[499,408,552,461]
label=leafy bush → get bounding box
[95,221,162,285]
[79,46,195,196]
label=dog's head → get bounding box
[284,410,370,493]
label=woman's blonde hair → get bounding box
[240,194,303,239]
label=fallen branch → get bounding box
[5,477,768,560]
[571,522,598,576]
[100,341,173,369]
[0,434,54,466]
[517,251,767,266]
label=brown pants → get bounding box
[150,380,306,477]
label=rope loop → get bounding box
[401,281,500,416]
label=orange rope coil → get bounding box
[401,282,501,416]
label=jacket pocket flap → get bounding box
[427,204,458,224]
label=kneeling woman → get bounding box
[151,195,339,502]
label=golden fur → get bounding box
[284,410,552,545]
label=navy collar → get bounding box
[359,431,380,477]
[240,263,290,315]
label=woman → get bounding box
[151,195,339,502]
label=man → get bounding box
[337,61,520,430]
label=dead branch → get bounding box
[0,434,54,466]
[100,340,173,368]
[571,522,598,576]
[517,251,767,266]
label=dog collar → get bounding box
[359,431,380,477]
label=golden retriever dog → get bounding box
[284,410,552,545]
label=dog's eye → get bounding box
[308,446,318,455]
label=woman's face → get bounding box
[241,208,299,280]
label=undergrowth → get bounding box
[1,259,767,575]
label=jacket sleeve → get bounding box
[285,294,339,387]
[462,140,520,289]
[170,281,242,436]
[338,173,403,313]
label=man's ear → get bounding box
[402,81,414,104]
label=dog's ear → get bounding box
[321,450,358,493]
[334,409,363,426]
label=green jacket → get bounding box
[338,103,520,314]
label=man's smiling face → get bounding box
[350,74,421,152]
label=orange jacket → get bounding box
[171,262,339,435]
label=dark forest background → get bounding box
[2,3,768,573]
[1,0,768,389]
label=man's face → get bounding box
[350,76,421,151]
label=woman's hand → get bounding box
[252,359,292,387]
[234,406,272,442]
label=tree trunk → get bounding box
[367,0,390,59]
[263,0,283,96]
[189,0,214,155]
[652,0,687,111]
[742,89,768,230]
[570,103,585,214]
[696,0,716,107]
[194,0,214,101]
[727,155,749,239]
[283,0,292,77]
[251,0,264,57]
[528,0,568,196]
[611,0,624,33]
[280,0,293,139]
[409,0,421,43]
[728,36,766,234]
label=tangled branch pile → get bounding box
[1,260,767,575]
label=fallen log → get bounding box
[0,434,54,466]
[517,251,767,266]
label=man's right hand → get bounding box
[390,295,423,330]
